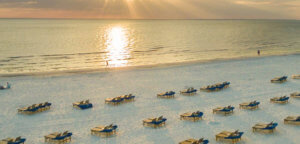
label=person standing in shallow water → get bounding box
[257,50,260,56]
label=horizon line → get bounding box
[0,18,299,21]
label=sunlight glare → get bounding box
[104,26,131,67]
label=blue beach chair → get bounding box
[44,131,72,143]
[252,122,278,133]
[0,82,11,90]
[270,96,289,104]
[18,102,51,114]
[271,76,287,83]
[216,130,244,143]
[180,87,197,95]
[200,81,230,92]
[1,136,26,144]
[143,116,167,128]
[73,100,93,110]
[284,116,300,125]
[180,111,204,121]
[105,97,124,105]
[179,138,209,144]
[213,105,234,115]
[91,124,118,136]
[120,94,135,102]
[290,92,300,98]
[157,91,175,98]
[239,101,260,110]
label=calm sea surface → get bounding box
[0,19,299,74]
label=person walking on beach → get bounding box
[257,50,260,56]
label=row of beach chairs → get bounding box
[1,74,297,92]
[18,100,94,114]
[18,102,51,114]
[17,91,298,115]
[105,94,135,105]
[4,115,298,144]
[270,75,300,83]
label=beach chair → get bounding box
[290,92,300,98]
[213,105,234,115]
[105,97,124,105]
[180,87,197,95]
[200,81,230,92]
[179,138,209,144]
[180,111,203,121]
[120,94,135,102]
[284,116,300,125]
[0,136,26,144]
[157,91,175,98]
[239,101,260,110]
[252,122,278,133]
[271,76,287,83]
[91,124,118,137]
[18,102,51,114]
[143,116,167,128]
[200,85,216,92]
[291,74,300,79]
[215,130,243,143]
[18,104,39,114]
[270,96,289,104]
[73,100,93,109]
[0,82,11,90]
[222,81,230,88]
[44,131,72,143]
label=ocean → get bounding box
[0,19,299,75]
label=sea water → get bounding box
[0,19,299,74]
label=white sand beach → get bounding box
[0,54,299,144]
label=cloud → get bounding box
[0,0,299,19]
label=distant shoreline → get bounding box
[0,18,299,21]
[1,53,298,78]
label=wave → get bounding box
[1,53,299,78]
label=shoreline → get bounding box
[0,53,299,78]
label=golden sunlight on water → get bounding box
[104,26,131,67]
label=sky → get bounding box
[0,0,299,19]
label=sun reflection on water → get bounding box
[104,26,131,67]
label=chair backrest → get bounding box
[104,124,112,129]
[158,116,163,120]
[232,130,239,136]
[198,138,204,142]
[63,131,69,135]
[268,121,273,126]
[15,136,21,142]
[56,133,62,138]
